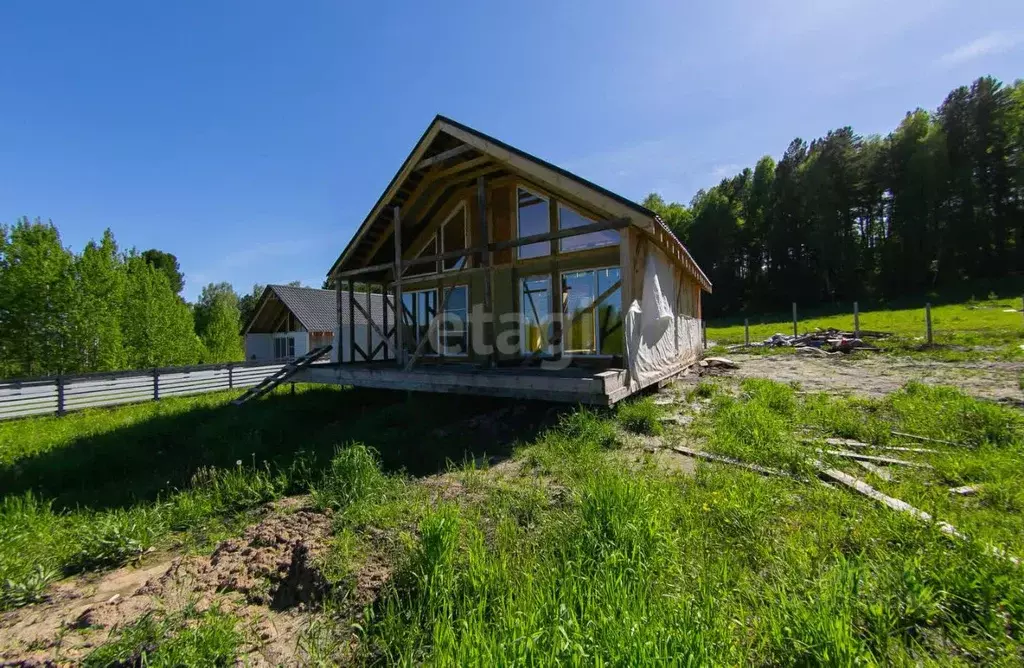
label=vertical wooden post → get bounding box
[925,302,933,345]
[348,279,356,363]
[744,319,750,347]
[228,363,234,389]
[792,302,798,337]
[393,206,404,367]
[56,376,65,417]
[152,368,160,401]
[853,301,860,339]
[702,320,707,350]
[438,275,446,360]
[477,176,493,367]
[381,282,389,360]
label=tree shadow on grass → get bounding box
[0,387,566,513]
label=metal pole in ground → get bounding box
[853,302,860,339]
[744,318,750,346]
[925,303,933,345]
[792,302,798,337]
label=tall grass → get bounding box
[348,402,1024,664]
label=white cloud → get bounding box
[937,31,1023,67]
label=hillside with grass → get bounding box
[1,370,1023,664]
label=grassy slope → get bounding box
[707,295,1024,361]
[3,377,1024,664]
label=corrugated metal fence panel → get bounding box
[0,362,288,421]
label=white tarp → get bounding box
[624,242,703,391]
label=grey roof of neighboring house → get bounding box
[244,285,386,334]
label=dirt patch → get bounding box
[724,353,1024,401]
[0,503,339,667]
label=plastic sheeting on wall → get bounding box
[624,241,703,391]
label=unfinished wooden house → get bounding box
[299,116,711,404]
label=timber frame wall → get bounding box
[334,174,635,370]
[329,117,710,378]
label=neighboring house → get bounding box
[242,284,386,363]
[297,115,711,404]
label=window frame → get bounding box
[559,265,622,357]
[519,275,553,355]
[515,187,551,260]
[440,284,470,356]
[557,202,620,254]
[440,201,469,272]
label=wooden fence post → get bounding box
[853,301,860,339]
[792,302,798,337]
[744,318,750,346]
[925,303,933,345]
[152,368,160,400]
[56,376,65,417]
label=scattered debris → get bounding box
[855,460,893,481]
[659,414,692,426]
[950,485,978,496]
[668,445,798,479]
[700,357,739,369]
[813,463,1019,565]
[818,449,932,469]
[739,328,889,354]
[653,396,677,406]
[891,431,966,448]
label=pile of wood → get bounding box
[731,328,891,354]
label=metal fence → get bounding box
[0,361,291,420]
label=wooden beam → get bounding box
[415,144,472,170]
[351,290,389,352]
[477,175,493,367]
[360,165,442,264]
[336,217,631,279]
[429,155,490,183]
[393,206,404,367]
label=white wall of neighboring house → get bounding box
[245,331,310,362]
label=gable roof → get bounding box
[328,115,711,292]
[243,285,386,335]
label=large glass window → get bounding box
[440,285,468,355]
[520,276,552,354]
[273,336,295,360]
[559,205,620,253]
[441,204,467,271]
[401,289,438,355]
[559,267,622,355]
[406,237,438,278]
[517,188,550,259]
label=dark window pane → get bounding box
[408,237,438,277]
[559,206,619,253]
[442,206,467,271]
[441,285,468,355]
[517,189,550,259]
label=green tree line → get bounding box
[645,76,1024,316]
[0,218,246,378]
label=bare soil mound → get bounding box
[0,503,339,667]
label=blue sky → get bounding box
[1,1,1022,301]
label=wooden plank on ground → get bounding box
[818,449,932,469]
[669,445,794,478]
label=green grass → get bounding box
[708,295,1024,361]
[0,384,546,612]
[328,402,1024,664]
[83,604,244,667]
[4,373,1024,664]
